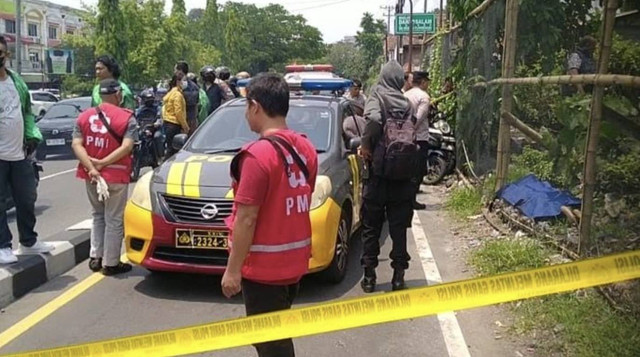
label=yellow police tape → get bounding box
[5,250,640,357]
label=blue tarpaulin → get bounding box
[496,174,581,221]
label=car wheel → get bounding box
[130,151,141,182]
[35,149,46,161]
[318,208,352,284]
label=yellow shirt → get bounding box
[162,87,188,132]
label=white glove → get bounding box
[96,176,110,202]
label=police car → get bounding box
[124,76,364,283]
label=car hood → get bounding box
[37,118,76,130]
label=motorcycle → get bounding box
[131,123,165,182]
[423,110,456,185]
[5,151,43,210]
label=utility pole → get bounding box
[439,0,444,28]
[15,0,22,74]
[424,0,427,12]
[396,0,404,63]
[381,5,393,61]
[408,0,413,72]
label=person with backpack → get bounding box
[359,60,417,293]
[174,61,201,135]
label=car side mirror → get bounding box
[35,114,43,122]
[172,134,188,151]
[348,137,361,154]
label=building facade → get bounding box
[0,0,84,86]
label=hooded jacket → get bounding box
[7,70,43,144]
[361,61,414,152]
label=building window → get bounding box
[4,19,16,34]
[28,23,38,37]
[29,51,39,63]
[48,26,58,40]
[66,29,74,35]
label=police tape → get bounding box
[5,250,640,357]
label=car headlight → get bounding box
[435,120,451,134]
[130,171,153,210]
[311,175,332,210]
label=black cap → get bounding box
[413,71,430,82]
[99,79,121,95]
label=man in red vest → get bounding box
[221,73,318,357]
[72,79,137,276]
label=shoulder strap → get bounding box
[261,135,310,180]
[95,106,123,145]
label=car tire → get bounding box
[130,153,141,182]
[318,207,352,284]
[35,149,46,161]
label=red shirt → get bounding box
[227,129,318,285]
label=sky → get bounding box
[46,0,445,44]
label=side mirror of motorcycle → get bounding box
[172,134,188,151]
[348,137,361,154]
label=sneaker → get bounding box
[17,241,54,254]
[0,248,18,264]
[89,257,103,272]
[413,201,427,210]
[102,262,132,276]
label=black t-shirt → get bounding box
[205,83,225,115]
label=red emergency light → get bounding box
[285,64,334,73]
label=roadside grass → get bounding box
[445,186,483,219]
[471,238,640,357]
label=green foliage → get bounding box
[356,13,386,76]
[428,33,444,96]
[511,147,555,183]
[599,147,640,199]
[326,42,367,82]
[95,0,128,74]
[446,186,483,219]
[61,75,94,97]
[470,238,547,276]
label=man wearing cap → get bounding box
[404,71,431,210]
[343,79,367,108]
[72,79,137,276]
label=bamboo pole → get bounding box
[501,111,545,145]
[475,74,640,88]
[422,0,497,44]
[579,0,619,256]
[495,0,519,191]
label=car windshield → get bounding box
[188,105,333,153]
[43,101,90,119]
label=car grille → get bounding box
[152,246,228,266]
[161,194,233,224]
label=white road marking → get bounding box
[40,168,76,181]
[66,219,93,231]
[412,213,471,357]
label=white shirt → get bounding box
[404,87,431,141]
[0,76,25,161]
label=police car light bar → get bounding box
[285,64,334,73]
[236,78,353,92]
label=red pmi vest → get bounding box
[75,103,133,184]
[227,131,318,283]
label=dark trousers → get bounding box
[0,159,38,249]
[360,176,413,270]
[163,122,182,160]
[413,141,429,198]
[242,279,299,357]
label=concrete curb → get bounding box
[0,230,91,309]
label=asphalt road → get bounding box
[0,179,517,356]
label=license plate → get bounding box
[46,139,65,146]
[175,229,229,250]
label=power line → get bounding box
[290,0,358,13]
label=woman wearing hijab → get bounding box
[359,60,416,294]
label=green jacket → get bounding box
[198,88,210,125]
[91,80,136,111]
[7,70,43,144]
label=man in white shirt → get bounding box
[403,71,431,210]
[343,79,367,108]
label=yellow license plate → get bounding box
[175,229,229,250]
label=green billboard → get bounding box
[395,13,437,35]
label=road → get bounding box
[1,165,517,356]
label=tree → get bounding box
[200,0,222,50]
[326,41,367,80]
[223,8,251,71]
[95,0,128,76]
[356,13,386,77]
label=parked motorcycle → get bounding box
[423,110,456,185]
[5,151,43,210]
[131,123,165,182]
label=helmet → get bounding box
[200,66,216,81]
[140,90,155,106]
[216,66,231,81]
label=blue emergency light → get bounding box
[236,78,353,92]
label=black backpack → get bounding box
[372,93,419,181]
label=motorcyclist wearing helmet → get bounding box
[135,89,165,160]
[215,66,235,99]
[201,66,226,115]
